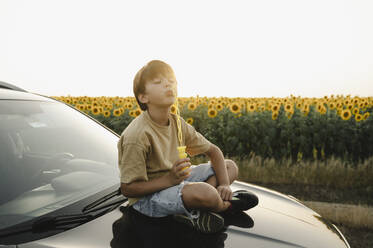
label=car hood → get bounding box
[18,181,349,248]
[224,181,349,248]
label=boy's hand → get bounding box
[217,185,232,201]
[167,158,191,185]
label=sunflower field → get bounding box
[52,95,373,164]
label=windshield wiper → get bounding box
[0,188,127,238]
[0,214,93,238]
[82,187,127,214]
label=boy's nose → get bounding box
[164,80,173,88]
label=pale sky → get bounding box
[1,0,372,98]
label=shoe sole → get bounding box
[173,212,224,234]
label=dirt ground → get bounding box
[337,225,373,248]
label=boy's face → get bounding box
[139,74,177,109]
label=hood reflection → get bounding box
[111,206,254,248]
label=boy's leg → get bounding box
[180,159,239,213]
[181,159,258,213]
[204,159,239,188]
[181,182,231,213]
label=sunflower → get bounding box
[355,113,363,122]
[302,104,310,116]
[340,109,352,120]
[284,103,293,112]
[352,108,359,115]
[247,103,256,112]
[363,112,370,120]
[127,103,134,109]
[120,107,125,115]
[317,103,324,112]
[347,104,353,110]
[92,106,101,116]
[329,102,336,109]
[272,111,279,120]
[103,110,111,117]
[188,102,197,111]
[129,110,136,117]
[134,108,142,117]
[320,106,327,115]
[286,111,293,119]
[267,103,272,111]
[216,103,223,111]
[271,104,280,112]
[259,105,266,112]
[186,117,194,125]
[74,104,83,112]
[113,108,121,117]
[105,103,113,110]
[229,102,241,114]
[208,108,218,118]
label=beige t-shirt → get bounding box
[117,110,212,206]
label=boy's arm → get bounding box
[121,157,191,198]
[204,144,232,200]
[121,175,172,198]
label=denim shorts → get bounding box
[132,162,215,219]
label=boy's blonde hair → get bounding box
[133,60,176,111]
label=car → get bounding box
[0,82,350,248]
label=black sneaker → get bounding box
[228,190,259,212]
[173,211,224,234]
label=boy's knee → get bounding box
[182,182,220,209]
[225,159,238,179]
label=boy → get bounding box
[118,60,257,234]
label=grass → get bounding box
[191,154,373,203]
[304,201,373,230]
[233,154,373,189]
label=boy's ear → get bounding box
[138,93,149,104]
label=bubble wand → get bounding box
[174,93,190,172]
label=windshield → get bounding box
[0,100,120,230]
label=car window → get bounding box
[0,100,120,230]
